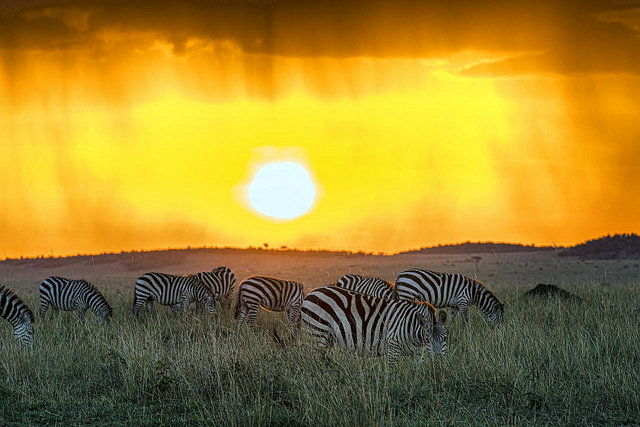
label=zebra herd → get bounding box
[1,267,504,364]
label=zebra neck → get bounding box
[88,299,106,313]
[8,315,24,329]
[474,287,498,316]
[80,292,99,311]
[463,278,479,305]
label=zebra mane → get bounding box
[295,281,306,296]
[466,275,486,287]
[351,274,395,289]
[409,298,437,315]
[78,279,102,294]
[0,284,35,322]
[383,279,396,290]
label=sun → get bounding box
[248,162,317,220]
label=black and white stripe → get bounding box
[235,276,305,328]
[40,277,112,323]
[301,286,447,365]
[133,272,215,318]
[335,274,398,300]
[191,266,236,310]
[1,283,35,347]
[395,269,504,326]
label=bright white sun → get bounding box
[248,162,316,220]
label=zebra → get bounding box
[395,268,504,326]
[235,276,305,329]
[335,274,398,300]
[301,286,447,366]
[40,277,112,323]
[191,266,236,310]
[133,272,215,318]
[0,284,35,348]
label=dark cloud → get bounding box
[1,0,640,74]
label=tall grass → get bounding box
[1,284,639,425]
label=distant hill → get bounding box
[401,241,556,255]
[5,234,639,263]
[558,233,640,259]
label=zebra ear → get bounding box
[438,310,447,325]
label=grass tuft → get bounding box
[1,284,639,425]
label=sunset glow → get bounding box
[1,1,639,258]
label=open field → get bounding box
[1,249,639,425]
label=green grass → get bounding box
[1,284,639,426]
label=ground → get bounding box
[1,249,638,425]
[3,247,637,292]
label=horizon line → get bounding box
[4,233,636,261]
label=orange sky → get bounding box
[1,0,640,258]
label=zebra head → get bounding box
[430,311,448,356]
[191,278,216,315]
[14,311,34,348]
[95,305,113,323]
[212,266,231,277]
[414,305,434,344]
[415,305,447,356]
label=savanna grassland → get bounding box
[1,249,639,425]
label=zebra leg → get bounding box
[40,299,50,320]
[387,339,402,367]
[288,306,303,338]
[285,309,297,339]
[50,307,59,321]
[184,297,194,313]
[287,305,302,328]
[247,304,259,329]
[192,301,203,313]
[145,299,154,318]
[411,342,429,366]
[176,294,190,314]
[132,295,146,318]
[459,304,469,327]
[413,349,426,367]
[222,295,232,310]
[236,302,249,327]
[76,309,87,324]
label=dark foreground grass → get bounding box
[1,284,639,426]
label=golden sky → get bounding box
[1,0,640,257]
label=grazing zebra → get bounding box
[191,266,236,309]
[40,277,112,323]
[395,268,504,326]
[133,272,215,318]
[335,274,398,300]
[301,286,447,365]
[235,276,305,329]
[0,284,35,348]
